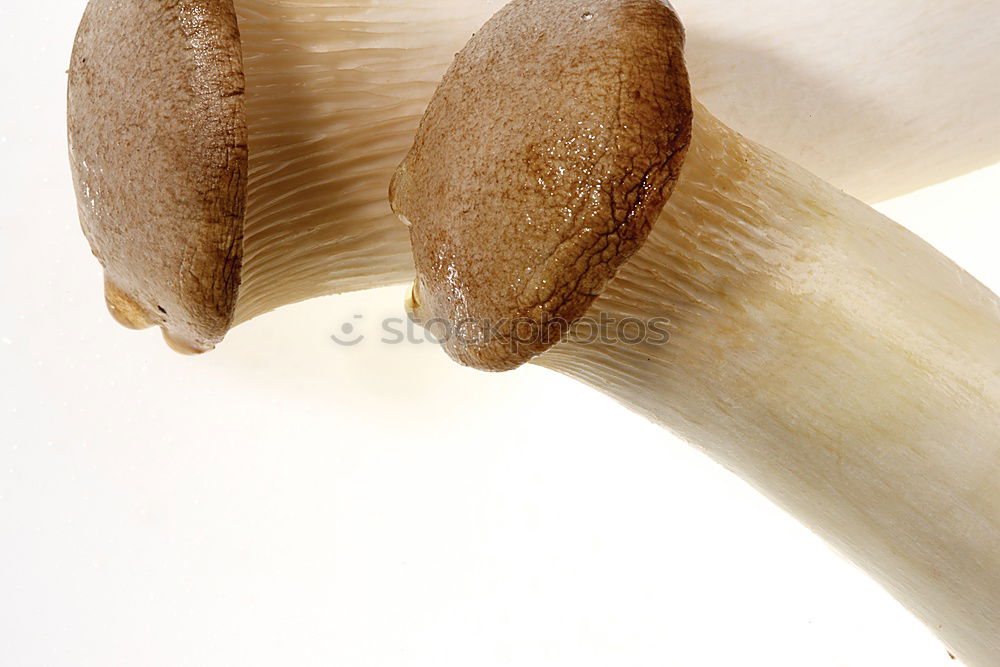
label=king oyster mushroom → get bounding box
[390,1,1000,663]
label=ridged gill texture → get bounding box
[231,0,500,322]
[540,103,1000,666]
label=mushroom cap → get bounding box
[390,0,692,371]
[68,0,247,353]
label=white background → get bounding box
[2,2,998,666]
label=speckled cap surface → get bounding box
[68,0,247,353]
[391,0,692,371]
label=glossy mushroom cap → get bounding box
[68,0,247,353]
[390,0,692,371]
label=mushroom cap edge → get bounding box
[67,0,247,353]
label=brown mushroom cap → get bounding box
[390,0,692,371]
[68,0,247,353]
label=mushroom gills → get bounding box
[232,0,501,324]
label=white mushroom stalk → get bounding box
[390,1,1000,663]
[676,0,1000,201]
[69,0,1000,351]
[541,103,1000,665]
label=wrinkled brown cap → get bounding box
[68,0,247,353]
[390,0,692,371]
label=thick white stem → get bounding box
[539,103,1000,665]
[678,0,1000,201]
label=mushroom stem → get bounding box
[676,0,1000,201]
[538,103,1000,665]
